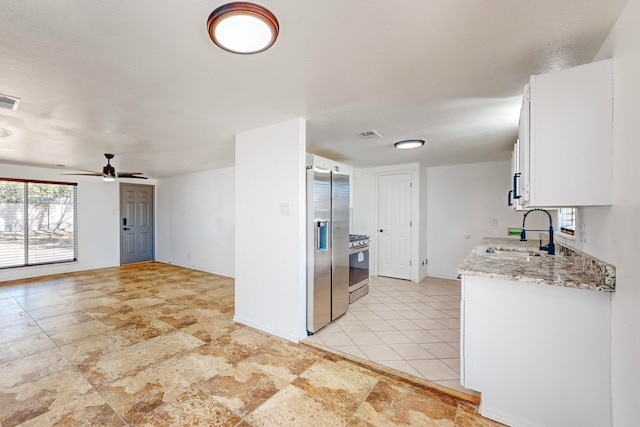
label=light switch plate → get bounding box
[280,203,291,216]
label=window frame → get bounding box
[0,177,78,269]
[558,207,576,237]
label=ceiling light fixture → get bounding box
[394,139,425,150]
[102,156,117,182]
[207,2,279,54]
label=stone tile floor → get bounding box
[305,275,477,395]
[0,262,501,426]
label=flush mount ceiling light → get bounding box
[394,139,425,150]
[207,2,279,54]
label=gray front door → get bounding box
[120,183,154,264]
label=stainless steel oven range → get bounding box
[348,234,370,303]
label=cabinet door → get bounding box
[518,85,531,204]
[460,276,467,386]
[334,162,348,174]
[312,155,326,169]
[526,59,613,207]
[462,275,611,427]
[311,155,335,172]
[324,159,338,173]
[510,140,525,210]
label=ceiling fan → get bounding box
[63,153,148,182]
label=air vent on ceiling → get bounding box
[358,129,382,138]
[0,94,21,111]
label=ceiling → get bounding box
[0,0,628,178]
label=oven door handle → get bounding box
[349,246,370,255]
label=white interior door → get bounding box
[377,173,412,280]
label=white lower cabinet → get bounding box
[461,275,611,427]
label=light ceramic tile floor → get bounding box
[0,262,501,426]
[305,275,478,395]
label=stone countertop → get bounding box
[457,237,615,292]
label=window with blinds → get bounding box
[0,179,78,269]
[558,207,576,236]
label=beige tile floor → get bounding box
[0,263,498,426]
[305,275,477,395]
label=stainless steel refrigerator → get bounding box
[306,166,350,334]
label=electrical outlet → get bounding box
[579,223,587,243]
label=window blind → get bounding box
[0,178,78,269]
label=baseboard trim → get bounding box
[233,315,302,343]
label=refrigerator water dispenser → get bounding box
[316,220,329,251]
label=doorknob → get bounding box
[379,229,384,232]
[123,227,130,231]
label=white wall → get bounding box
[352,163,423,282]
[234,118,307,342]
[0,163,156,282]
[156,167,234,277]
[568,2,640,424]
[426,160,547,279]
[351,168,375,237]
[419,164,429,281]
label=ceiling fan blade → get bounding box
[58,164,105,174]
[61,172,102,176]
[118,173,148,179]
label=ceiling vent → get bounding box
[358,129,382,138]
[0,94,21,111]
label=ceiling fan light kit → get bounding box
[394,139,425,150]
[207,2,279,54]
[102,154,116,181]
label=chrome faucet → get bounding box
[520,208,555,255]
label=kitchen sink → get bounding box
[485,246,543,258]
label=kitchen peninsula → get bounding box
[457,238,615,427]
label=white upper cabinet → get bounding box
[308,154,354,207]
[519,59,613,207]
[308,154,351,175]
